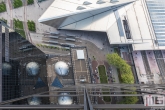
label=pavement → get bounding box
[145,50,160,75]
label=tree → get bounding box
[106,53,134,84]
[106,53,138,104]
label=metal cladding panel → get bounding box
[39,0,136,24]
[134,0,151,40]
[114,10,124,37]
[60,22,77,30]
[59,17,75,28]
[0,24,2,102]
[38,7,69,23]
[5,27,9,62]
[107,22,121,43]
[89,6,112,15]
[91,10,111,31]
[71,12,92,21]
[126,4,141,40]
[146,0,165,46]
[50,0,87,12]
[42,17,67,28]
[75,17,93,30]
[106,10,116,30]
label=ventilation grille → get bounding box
[77,6,86,10]
[96,0,106,4]
[83,1,92,5]
[110,0,119,3]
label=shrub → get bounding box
[0,2,6,13]
[27,0,34,5]
[27,20,36,32]
[13,0,23,8]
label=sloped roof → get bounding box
[51,77,63,88]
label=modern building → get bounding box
[0,21,48,103]
[39,0,165,50]
[1,0,165,109]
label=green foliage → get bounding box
[13,0,22,8]
[14,19,24,29]
[106,53,134,84]
[27,0,34,5]
[114,48,120,55]
[15,29,26,38]
[119,95,139,104]
[0,18,7,24]
[27,20,36,32]
[106,53,138,104]
[98,65,108,84]
[93,56,96,60]
[102,89,111,102]
[0,2,6,13]
[98,65,111,102]
[14,19,26,38]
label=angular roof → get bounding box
[38,0,136,28]
[51,77,63,88]
[34,77,46,89]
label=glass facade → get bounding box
[0,24,48,102]
[146,0,165,46]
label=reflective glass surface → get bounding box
[146,0,165,46]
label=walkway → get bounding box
[145,50,160,75]
[132,51,148,84]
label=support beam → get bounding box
[0,105,84,109]
[0,23,2,103]
[93,104,154,109]
[85,89,93,110]
[84,88,87,110]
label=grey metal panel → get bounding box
[146,0,165,43]
[0,24,2,102]
[42,17,67,28]
[93,104,155,109]
[5,27,9,62]
[114,10,124,37]
[0,105,84,109]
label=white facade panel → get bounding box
[91,11,111,31]
[38,7,69,22]
[134,0,151,40]
[107,22,121,43]
[76,50,85,59]
[133,40,154,50]
[126,4,142,40]
[106,11,116,30]
[89,7,111,15]
[75,17,93,30]
[118,7,126,18]
[60,23,77,30]
[50,0,78,12]
[59,17,75,28]
[61,0,85,5]
[71,12,92,21]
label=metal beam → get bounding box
[90,94,147,96]
[33,95,83,97]
[85,88,93,110]
[93,104,155,109]
[0,105,84,109]
[48,90,79,92]
[0,23,2,103]
[84,88,87,110]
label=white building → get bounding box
[38,0,165,51]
